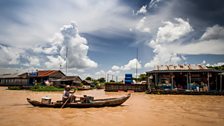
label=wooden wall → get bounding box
[0,78,28,86]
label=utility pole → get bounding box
[66,46,68,75]
[107,74,109,82]
[136,48,138,80]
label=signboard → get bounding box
[29,72,38,77]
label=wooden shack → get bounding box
[146,64,224,92]
[52,76,82,87]
[0,73,28,86]
[28,70,65,86]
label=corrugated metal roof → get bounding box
[0,73,24,78]
[154,64,208,71]
[147,64,223,74]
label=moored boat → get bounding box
[27,94,131,108]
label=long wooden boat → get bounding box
[27,94,131,108]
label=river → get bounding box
[0,87,224,126]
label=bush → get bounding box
[96,83,105,89]
[8,86,22,90]
[31,86,64,91]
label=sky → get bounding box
[0,0,224,80]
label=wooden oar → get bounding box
[61,96,70,109]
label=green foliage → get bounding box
[85,77,92,81]
[97,77,106,83]
[31,86,64,91]
[110,80,115,82]
[105,82,123,84]
[96,83,105,89]
[207,65,224,70]
[133,73,147,82]
[139,74,147,81]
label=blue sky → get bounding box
[0,0,224,80]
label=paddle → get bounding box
[61,88,78,109]
[61,96,71,109]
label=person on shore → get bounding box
[62,85,76,103]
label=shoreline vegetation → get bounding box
[7,85,64,91]
[7,83,106,91]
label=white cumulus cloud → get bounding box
[111,58,142,71]
[122,58,142,70]
[0,44,23,65]
[167,25,224,55]
[45,56,66,69]
[112,65,120,71]
[135,17,151,33]
[145,18,192,68]
[27,56,40,66]
[136,5,147,15]
[155,18,193,44]
[44,22,98,70]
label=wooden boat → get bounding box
[27,94,131,108]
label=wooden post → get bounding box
[216,75,218,91]
[155,74,157,86]
[171,73,173,90]
[148,77,151,91]
[207,72,210,91]
[186,73,188,89]
[220,74,222,92]
[189,73,191,90]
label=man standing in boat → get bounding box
[62,85,76,103]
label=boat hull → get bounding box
[27,94,131,108]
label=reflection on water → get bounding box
[0,87,224,126]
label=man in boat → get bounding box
[62,85,76,103]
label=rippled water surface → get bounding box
[0,87,224,126]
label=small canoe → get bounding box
[27,94,131,108]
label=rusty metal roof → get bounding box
[36,70,65,77]
[154,64,208,71]
[147,64,223,73]
[37,70,57,77]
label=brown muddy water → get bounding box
[0,87,224,126]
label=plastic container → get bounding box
[41,96,51,104]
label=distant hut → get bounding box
[82,80,95,87]
[52,76,82,87]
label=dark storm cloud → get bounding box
[173,0,224,26]
[121,0,150,10]
[123,0,224,26]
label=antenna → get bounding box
[66,46,68,75]
[136,48,138,80]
